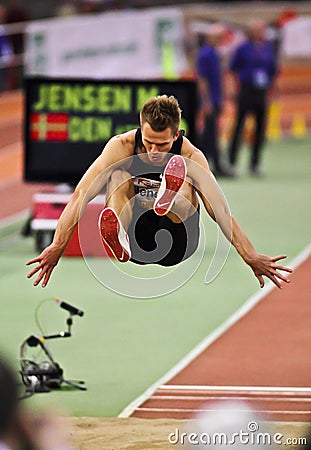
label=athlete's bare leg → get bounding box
[105,169,135,230]
[98,170,135,262]
[166,177,198,223]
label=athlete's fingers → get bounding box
[42,268,53,288]
[271,269,290,283]
[272,264,293,273]
[271,254,287,262]
[26,256,42,266]
[33,267,47,286]
[27,264,43,278]
[267,273,282,289]
[256,274,265,288]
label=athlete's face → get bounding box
[141,122,180,164]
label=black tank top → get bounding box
[128,128,184,178]
[128,128,184,209]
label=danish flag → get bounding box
[30,113,69,141]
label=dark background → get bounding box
[24,77,197,185]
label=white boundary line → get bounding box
[0,141,22,188]
[119,243,311,418]
[152,396,311,402]
[0,209,29,229]
[0,176,20,190]
[0,119,21,130]
[0,141,21,157]
[0,209,29,247]
[158,385,311,394]
[136,407,311,416]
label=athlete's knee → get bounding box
[174,178,195,208]
[110,169,131,184]
[108,170,134,196]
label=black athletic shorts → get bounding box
[128,203,200,266]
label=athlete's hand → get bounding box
[247,254,293,289]
[26,244,63,287]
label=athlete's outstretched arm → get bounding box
[26,135,129,287]
[185,143,292,289]
[230,217,292,289]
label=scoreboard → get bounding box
[24,78,197,185]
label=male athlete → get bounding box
[26,95,292,288]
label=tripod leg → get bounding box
[62,379,87,391]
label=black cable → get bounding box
[19,298,86,395]
[17,381,35,401]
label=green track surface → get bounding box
[0,139,310,417]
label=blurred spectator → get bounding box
[55,1,78,17]
[5,0,30,54]
[268,8,298,62]
[77,0,104,14]
[0,355,75,449]
[0,5,13,92]
[227,19,278,177]
[196,24,234,178]
[5,0,30,90]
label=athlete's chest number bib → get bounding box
[133,177,161,209]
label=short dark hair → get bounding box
[140,95,182,135]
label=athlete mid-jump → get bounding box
[26,95,292,288]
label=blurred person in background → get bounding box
[196,23,234,178]
[5,0,30,89]
[268,8,298,62]
[0,5,13,92]
[55,0,78,17]
[77,0,105,14]
[0,355,74,449]
[227,19,278,177]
